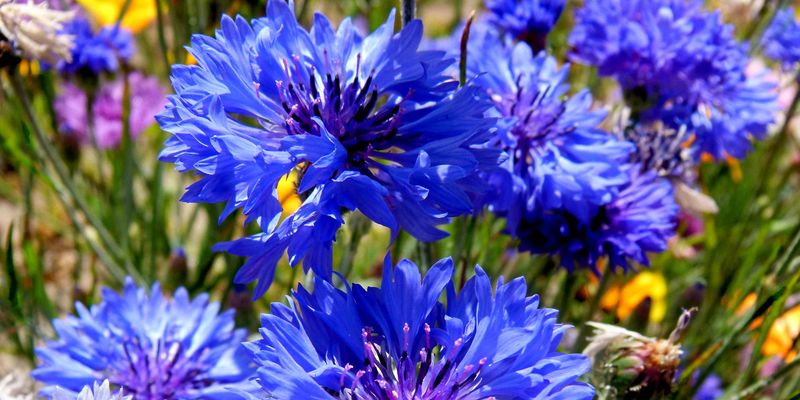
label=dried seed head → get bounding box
[0,0,74,65]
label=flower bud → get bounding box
[585,308,697,399]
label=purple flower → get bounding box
[54,72,165,149]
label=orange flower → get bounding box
[601,271,668,323]
[735,294,800,361]
[762,305,800,361]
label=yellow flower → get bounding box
[277,171,302,217]
[77,0,157,33]
[601,271,668,323]
[18,60,40,76]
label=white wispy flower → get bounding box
[0,0,74,64]
[53,380,132,400]
[0,373,35,400]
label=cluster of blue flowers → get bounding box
[32,0,787,398]
[569,0,777,161]
[34,259,593,399]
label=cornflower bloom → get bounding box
[466,27,677,272]
[32,279,254,399]
[762,7,800,70]
[569,0,777,160]
[483,0,564,51]
[239,257,594,399]
[55,16,133,74]
[158,0,498,297]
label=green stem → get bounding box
[117,69,135,259]
[685,224,800,397]
[729,356,800,400]
[576,267,612,350]
[6,68,140,283]
[154,0,172,76]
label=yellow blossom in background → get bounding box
[277,171,302,218]
[726,156,742,182]
[77,0,157,33]
[18,60,40,76]
[762,305,800,361]
[601,271,668,323]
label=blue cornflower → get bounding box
[520,168,679,272]
[158,0,497,297]
[238,257,594,399]
[56,16,134,74]
[483,0,565,51]
[569,0,777,160]
[53,381,130,400]
[32,278,254,400]
[466,28,633,229]
[762,8,800,70]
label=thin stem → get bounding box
[684,223,800,397]
[575,267,612,350]
[154,0,171,76]
[401,0,416,27]
[730,356,800,400]
[459,12,475,87]
[339,214,368,281]
[6,68,141,283]
[117,69,135,258]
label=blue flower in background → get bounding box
[465,28,657,268]
[484,0,565,51]
[53,380,130,400]
[569,0,777,160]
[158,0,498,297]
[56,16,134,74]
[762,7,800,70]
[32,278,254,399]
[693,372,723,400]
[520,169,678,273]
[238,257,594,399]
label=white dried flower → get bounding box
[53,380,132,400]
[0,373,35,400]
[0,0,74,64]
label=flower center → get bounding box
[112,338,208,400]
[499,79,571,168]
[275,52,409,168]
[330,323,489,400]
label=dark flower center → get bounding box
[112,338,210,400]
[275,53,410,169]
[329,323,488,400]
